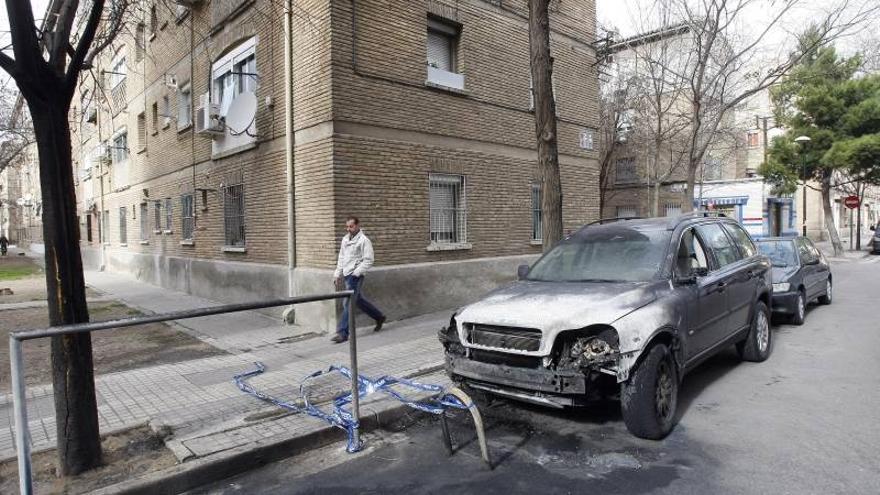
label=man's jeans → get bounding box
[337,275,384,338]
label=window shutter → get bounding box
[427,31,452,71]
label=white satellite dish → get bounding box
[225,91,257,136]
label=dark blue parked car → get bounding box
[755,237,832,325]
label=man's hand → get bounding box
[334,276,343,291]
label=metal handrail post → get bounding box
[10,336,33,495]
[347,291,360,449]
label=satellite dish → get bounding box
[24,194,32,202]
[15,198,24,206]
[225,91,257,136]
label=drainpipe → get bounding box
[283,0,297,322]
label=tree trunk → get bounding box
[820,177,844,256]
[683,159,697,213]
[856,182,863,251]
[528,0,563,252]
[27,94,101,475]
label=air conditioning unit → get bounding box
[195,93,224,135]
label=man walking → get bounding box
[332,216,386,343]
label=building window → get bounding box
[150,5,158,35]
[151,102,159,133]
[154,201,162,231]
[164,198,172,230]
[181,194,194,241]
[664,203,682,217]
[703,157,723,181]
[747,131,760,147]
[426,17,464,90]
[177,84,192,128]
[135,23,145,62]
[617,206,638,218]
[528,74,558,112]
[531,183,542,242]
[161,95,171,128]
[615,157,637,184]
[119,207,128,244]
[212,38,257,118]
[102,209,109,243]
[429,173,467,244]
[137,112,146,150]
[111,130,129,164]
[109,55,126,89]
[140,203,150,241]
[222,182,246,247]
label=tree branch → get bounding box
[5,0,42,76]
[49,0,78,70]
[65,0,108,95]
[0,50,17,79]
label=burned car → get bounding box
[439,214,773,439]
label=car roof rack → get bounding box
[676,211,727,220]
[586,216,644,226]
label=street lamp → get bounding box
[795,135,811,237]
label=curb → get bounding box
[87,367,449,495]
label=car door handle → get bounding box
[711,281,727,293]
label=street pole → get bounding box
[802,156,807,237]
[849,208,854,250]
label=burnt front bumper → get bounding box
[446,354,587,398]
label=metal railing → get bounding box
[9,290,358,495]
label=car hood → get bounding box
[771,265,799,283]
[456,280,662,336]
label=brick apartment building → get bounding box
[70,0,601,332]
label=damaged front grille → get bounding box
[470,349,542,368]
[466,324,542,352]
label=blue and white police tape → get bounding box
[233,362,471,453]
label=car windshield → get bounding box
[756,240,798,267]
[526,226,671,282]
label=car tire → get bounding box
[818,278,832,305]
[621,343,678,440]
[790,290,806,326]
[737,300,772,362]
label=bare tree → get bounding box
[528,0,563,251]
[0,88,34,174]
[0,0,131,475]
[660,0,879,212]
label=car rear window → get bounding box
[756,240,797,267]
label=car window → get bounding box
[697,223,741,268]
[756,240,798,267]
[722,223,757,258]
[795,238,814,264]
[675,229,710,277]
[804,238,823,261]
[527,227,672,282]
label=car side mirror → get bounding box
[517,264,530,280]
[806,258,820,266]
[676,266,708,285]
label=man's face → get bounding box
[345,220,359,236]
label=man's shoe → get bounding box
[373,316,386,332]
[331,334,348,344]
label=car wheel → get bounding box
[737,300,772,362]
[621,343,678,440]
[818,279,832,305]
[790,290,806,326]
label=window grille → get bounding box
[617,205,638,218]
[615,157,637,184]
[165,198,172,230]
[119,207,127,244]
[222,173,246,247]
[154,201,162,230]
[181,194,194,240]
[141,203,150,240]
[429,173,466,244]
[664,204,682,217]
[531,183,542,241]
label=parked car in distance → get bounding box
[754,236,832,325]
[439,213,772,440]
[871,225,880,255]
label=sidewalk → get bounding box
[0,269,454,467]
[813,237,874,263]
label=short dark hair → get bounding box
[347,216,359,225]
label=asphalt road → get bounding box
[190,256,880,495]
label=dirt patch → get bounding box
[0,256,102,303]
[0,302,227,392]
[0,424,177,495]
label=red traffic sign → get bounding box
[844,195,861,209]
